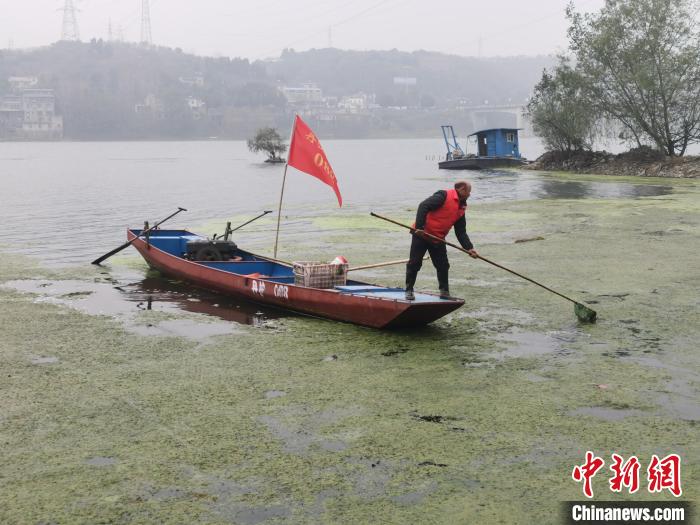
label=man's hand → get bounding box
[466,248,479,259]
[413,229,429,240]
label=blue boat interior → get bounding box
[131,229,451,303]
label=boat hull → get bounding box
[438,157,526,170]
[128,232,463,329]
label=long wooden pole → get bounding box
[273,164,288,258]
[273,115,298,258]
[370,212,597,322]
[348,255,429,272]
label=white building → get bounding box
[179,75,205,87]
[186,96,206,119]
[135,93,164,116]
[20,89,63,140]
[8,76,39,92]
[281,83,323,106]
[1,88,63,140]
[337,92,376,113]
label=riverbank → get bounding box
[527,148,700,178]
[1,175,698,523]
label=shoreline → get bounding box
[525,148,700,178]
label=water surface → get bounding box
[0,139,674,267]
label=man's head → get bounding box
[455,181,471,202]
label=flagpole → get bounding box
[273,115,297,258]
[273,163,288,258]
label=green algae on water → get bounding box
[1,174,699,524]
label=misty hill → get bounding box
[0,41,283,139]
[268,48,554,107]
[0,41,554,139]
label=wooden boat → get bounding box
[128,229,464,329]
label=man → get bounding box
[405,180,479,300]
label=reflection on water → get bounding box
[123,276,286,326]
[3,274,286,329]
[534,179,673,199]
[471,170,673,201]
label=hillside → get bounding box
[268,48,552,107]
[0,42,554,139]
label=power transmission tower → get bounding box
[60,0,80,41]
[140,0,152,45]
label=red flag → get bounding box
[287,115,342,207]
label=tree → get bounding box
[526,61,600,152]
[247,127,287,161]
[567,0,700,156]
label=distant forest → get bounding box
[0,41,554,139]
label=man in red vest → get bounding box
[405,180,479,300]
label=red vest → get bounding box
[425,189,466,239]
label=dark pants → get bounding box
[406,235,450,291]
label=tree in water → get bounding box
[526,60,600,152]
[247,127,288,162]
[567,0,700,156]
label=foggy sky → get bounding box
[1,0,606,60]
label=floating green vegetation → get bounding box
[1,175,699,524]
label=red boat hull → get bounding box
[128,232,464,329]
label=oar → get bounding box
[370,212,597,323]
[91,207,187,265]
[220,210,273,240]
[348,255,429,272]
[229,210,273,234]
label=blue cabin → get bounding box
[469,128,522,159]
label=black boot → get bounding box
[437,269,449,299]
[405,266,418,301]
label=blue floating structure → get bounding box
[439,125,526,170]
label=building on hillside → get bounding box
[21,89,63,140]
[179,75,205,87]
[337,92,376,114]
[134,93,165,117]
[281,83,323,107]
[8,76,39,92]
[0,88,63,140]
[186,96,206,119]
[0,96,24,139]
